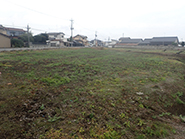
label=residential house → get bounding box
[48,32,65,40]
[6,27,26,37]
[104,39,118,48]
[47,32,66,47]
[0,33,11,48]
[0,25,7,35]
[0,25,26,37]
[73,34,88,46]
[149,37,179,46]
[90,39,104,46]
[117,37,143,46]
[111,39,118,44]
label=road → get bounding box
[0,47,62,52]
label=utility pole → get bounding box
[95,31,97,46]
[70,19,74,46]
[27,24,30,47]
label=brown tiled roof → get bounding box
[74,34,87,39]
[5,27,26,32]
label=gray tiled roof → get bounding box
[119,37,130,40]
[120,38,143,43]
[139,38,152,44]
[151,37,178,42]
[48,32,65,35]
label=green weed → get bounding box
[48,115,61,122]
[40,76,70,86]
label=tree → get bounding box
[33,33,48,43]
[172,42,178,46]
[40,33,48,40]
[69,36,73,42]
[18,33,34,42]
[181,41,184,47]
[11,39,24,47]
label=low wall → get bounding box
[30,44,49,48]
[114,45,185,50]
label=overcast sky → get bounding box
[1,0,185,41]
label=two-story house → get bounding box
[73,34,88,46]
[48,32,65,40]
[6,27,26,37]
[47,32,66,47]
[90,39,104,46]
[0,25,25,37]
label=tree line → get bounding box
[11,33,48,47]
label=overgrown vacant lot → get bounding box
[0,48,185,139]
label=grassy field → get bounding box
[0,48,185,139]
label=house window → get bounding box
[10,32,15,36]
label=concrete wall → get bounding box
[30,44,66,48]
[114,45,185,50]
[30,44,49,48]
[0,34,11,48]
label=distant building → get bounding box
[138,38,152,45]
[119,37,131,42]
[90,39,104,46]
[138,37,179,46]
[73,34,88,46]
[104,39,118,48]
[47,32,66,47]
[117,37,143,46]
[0,25,26,37]
[6,27,26,37]
[150,37,179,46]
[48,32,65,40]
[0,33,11,48]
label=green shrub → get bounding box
[11,38,24,47]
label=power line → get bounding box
[31,28,47,32]
[75,23,96,32]
[2,1,120,40]
[3,0,69,22]
[2,1,111,40]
